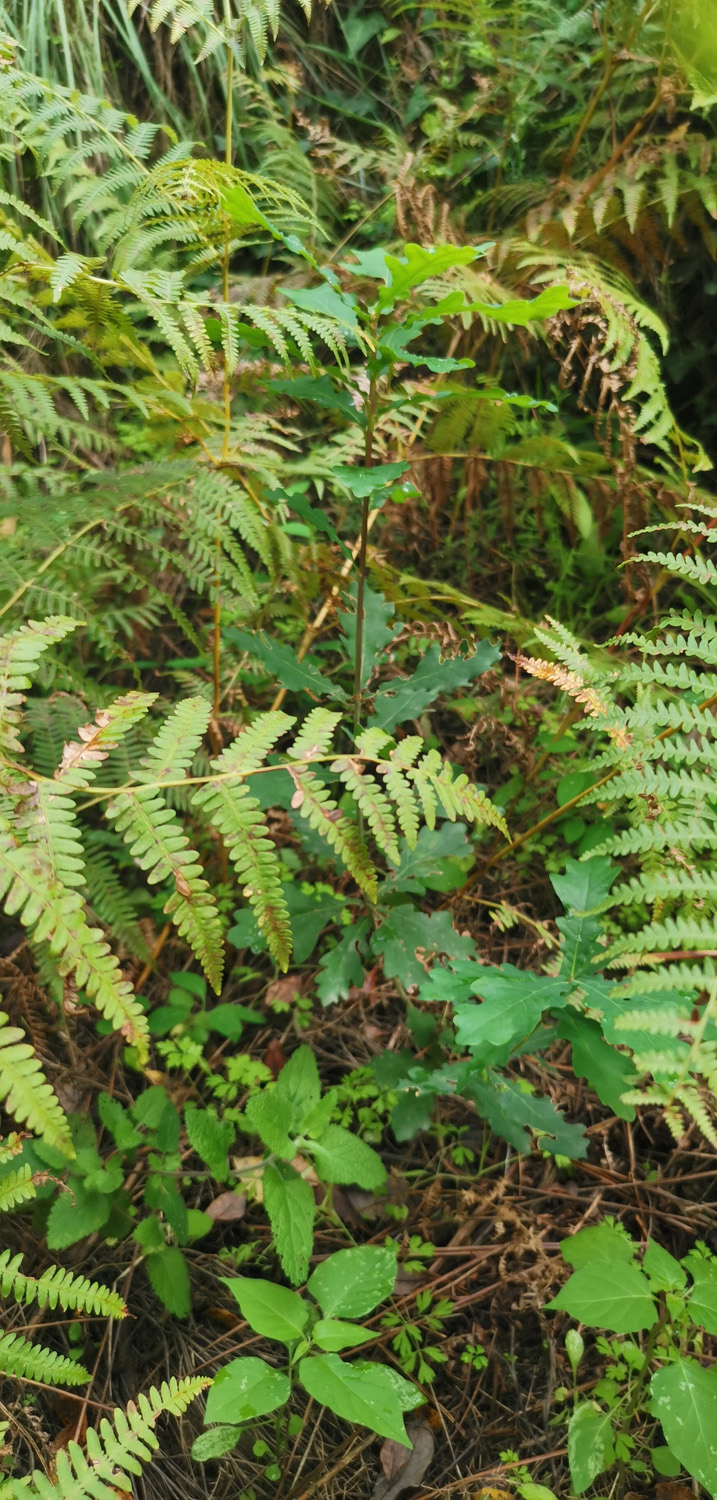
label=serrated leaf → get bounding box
[145,1246,191,1318]
[372,905,474,989]
[46,1181,111,1250]
[371,640,499,733]
[309,1124,386,1190]
[560,1219,636,1270]
[263,1161,315,1285]
[185,1105,235,1182]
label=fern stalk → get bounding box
[353,362,378,735]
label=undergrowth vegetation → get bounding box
[1,0,717,1496]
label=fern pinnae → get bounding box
[0,835,149,1062]
[0,1008,72,1155]
[193,711,294,969]
[0,1165,37,1212]
[331,756,400,866]
[9,1375,209,1500]
[0,1251,127,1319]
[0,1330,91,1387]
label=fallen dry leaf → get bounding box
[205,1190,247,1222]
[230,1154,266,1201]
[263,1037,287,1077]
[265,975,303,1008]
[372,1421,434,1500]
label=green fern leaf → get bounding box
[0,835,149,1061]
[107,697,224,994]
[0,1010,71,1154]
[0,1329,90,1386]
[0,617,79,762]
[193,711,295,969]
[331,756,400,865]
[0,1250,127,1318]
[0,1164,36,1212]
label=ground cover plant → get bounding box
[1,0,717,1497]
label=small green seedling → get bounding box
[546,1217,717,1495]
[192,1244,423,1466]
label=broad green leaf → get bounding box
[283,283,358,328]
[650,1359,717,1497]
[560,1219,636,1270]
[308,1245,397,1318]
[643,1239,688,1294]
[684,1248,717,1333]
[547,1263,657,1333]
[556,1012,636,1119]
[244,1091,295,1157]
[284,883,346,964]
[205,1357,291,1425]
[221,1277,309,1342]
[263,1161,315,1285]
[191,1426,242,1461]
[371,639,500,733]
[185,1105,235,1182]
[266,376,360,425]
[338,583,398,689]
[312,1319,377,1352]
[316,920,369,1006]
[357,1361,425,1410]
[298,1354,411,1444]
[274,1044,321,1128]
[222,183,273,232]
[454,968,571,1052]
[464,1074,588,1159]
[46,1180,111,1249]
[377,242,488,312]
[309,1123,386,1190]
[467,285,580,326]
[145,1246,191,1319]
[567,1404,616,1494]
[372,905,474,989]
[551,856,616,915]
[341,247,392,279]
[225,628,346,702]
[289,490,351,554]
[333,461,409,499]
[382,822,471,895]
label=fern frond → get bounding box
[288,764,378,902]
[13,1375,209,1500]
[0,618,79,763]
[106,696,223,991]
[0,1010,71,1155]
[331,757,400,865]
[0,1251,127,1318]
[193,711,295,969]
[0,1165,36,1212]
[0,836,149,1061]
[0,1329,90,1386]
